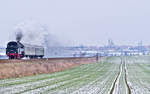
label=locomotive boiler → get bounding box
[6,41,44,59]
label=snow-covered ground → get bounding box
[1,56,150,94]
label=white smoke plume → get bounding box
[14,20,47,45]
[14,20,62,57]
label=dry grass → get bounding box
[0,57,99,79]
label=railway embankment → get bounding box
[0,57,100,79]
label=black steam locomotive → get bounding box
[6,41,44,59]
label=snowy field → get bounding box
[0,56,150,94]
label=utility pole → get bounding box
[96,52,99,61]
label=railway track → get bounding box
[109,59,131,94]
[0,57,99,64]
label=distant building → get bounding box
[108,39,115,48]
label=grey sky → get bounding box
[0,0,150,46]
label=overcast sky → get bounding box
[0,0,150,46]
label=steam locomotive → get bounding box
[6,41,44,59]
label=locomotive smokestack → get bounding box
[15,31,23,42]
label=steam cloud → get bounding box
[14,20,63,57]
